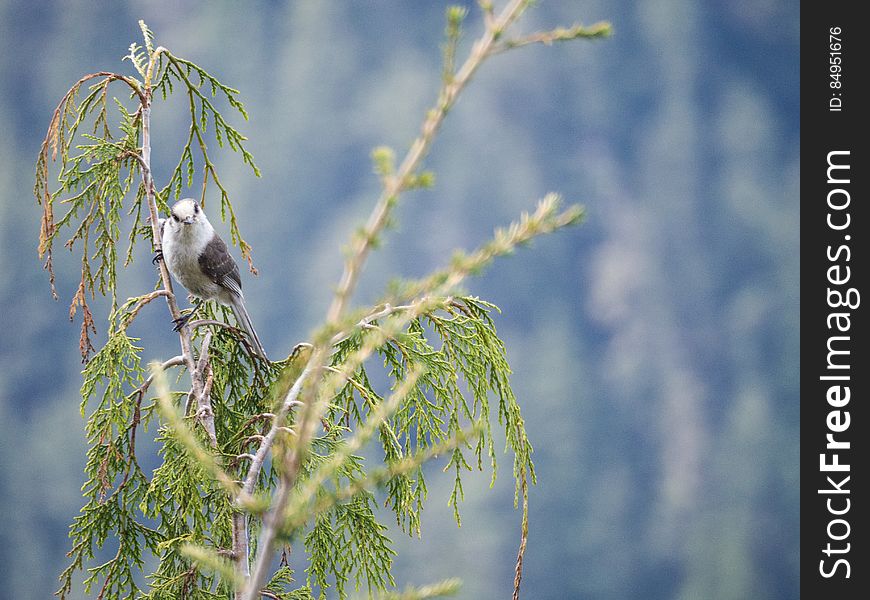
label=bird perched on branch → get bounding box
[158,198,268,359]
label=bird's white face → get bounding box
[169,198,204,227]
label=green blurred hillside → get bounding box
[0,1,798,598]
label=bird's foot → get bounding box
[152,249,164,265]
[172,311,194,332]
[172,303,203,332]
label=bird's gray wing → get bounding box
[198,234,243,297]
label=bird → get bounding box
[158,198,268,359]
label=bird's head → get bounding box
[169,198,206,227]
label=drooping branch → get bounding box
[287,424,484,535]
[35,70,146,339]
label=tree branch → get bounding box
[128,355,185,401]
[491,20,613,54]
[119,289,170,329]
[324,0,529,327]
[137,46,205,422]
[328,301,427,347]
[512,468,529,600]
[193,331,217,447]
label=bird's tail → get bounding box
[230,296,268,360]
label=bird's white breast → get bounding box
[162,221,223,300]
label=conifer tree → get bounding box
[35,3,610,598]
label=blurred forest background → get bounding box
[0,1,798,599]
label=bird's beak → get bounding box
[182,216,195,225]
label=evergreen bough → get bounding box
[34,3,610,599]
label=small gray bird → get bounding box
[160,198,268,359]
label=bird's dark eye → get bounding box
[193,204,199,214]
[172,215,180,222]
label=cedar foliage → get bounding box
[34,4,610,599]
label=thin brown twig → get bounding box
[512,468,529,600]
[327,301,423,347]
[121,289,170,327]
[187,318,245,334]
[184,319,267,363]
[128,355,185,401]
